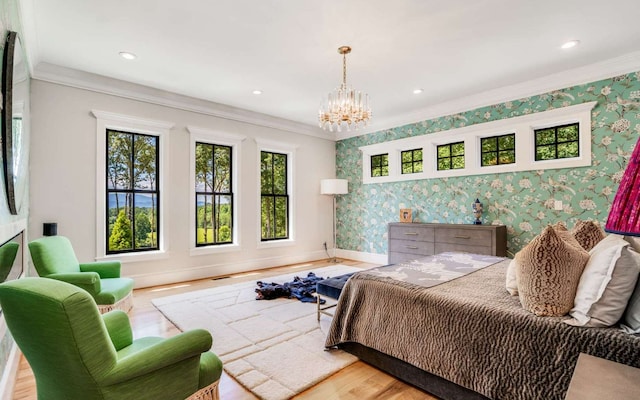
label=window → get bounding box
[437,142,465,170]
[195,143,233,246]
[371,154,389,177]
[106,130,159,254]
[261,151,288,241]
[401,149,423,174]
[535,123,579,161]
[481,134,515,166]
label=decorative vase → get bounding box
[472,198,483,225]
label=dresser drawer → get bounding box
[389,225,435,242]
[389,239,435,256]
[436,228,492,246]
[434,242,492,256]
[389,252,428,264]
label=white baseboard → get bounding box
[336,249,388,265]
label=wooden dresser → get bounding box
[388,222,507,264]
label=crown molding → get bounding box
[31,62,334,141]
[337,50,640,141]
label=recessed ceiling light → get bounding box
[561,40,580,50]
[119,51,137,60]
[413,88,424,94]
[252,90,263,95]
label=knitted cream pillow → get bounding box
[571,220,606,251]
[516,226,590,316]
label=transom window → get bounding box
[437,142,465,170]
[261,151,289,241]
[481,134,515,166]
[371,154,389,177]
[535,123,579,161]
[195,142,233,246]
[106,129,159,254]
[401,148,423,174]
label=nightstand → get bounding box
[565,353,640,399]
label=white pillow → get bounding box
[505,259,518,296]
[566,234,640,327]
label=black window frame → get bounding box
[436,141,465,171]
[480,133,516,167]
[534,123,580,161]
[371,153,389,177]
[260,150,289,241]
[105,129,160,255]
[401,148,423,174]
[195,142,234,247]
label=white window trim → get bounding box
[255,138,297,249]
[187,126,246,256]
[360,101,596,184]
[92,110,174,263]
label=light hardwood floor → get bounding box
[12,259,437,400]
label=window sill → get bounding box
[190,243,241,257]
[256,239,295,249]
[96,250,170,264]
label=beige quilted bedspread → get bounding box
[325,260,640,400]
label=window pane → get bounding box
[536,145,556,160]
[452,142,465,156]
[213,145,231,193]
[275,197,288,238]
[414,161,423,173]
[273,154,287,195]
[558,125,578,142]
[196,194,214,245]
[452,156,465,169]
[195,143,213,193]
[437,145,450,158]
[401,151,412,163]
[499,134,515,150]
[498,150,516,164]
[134,193,157,249]
[107,131,132,190]
[481,138,497,152]
[414,149,423,160]
[260,152,273,195]
[215,195,232,243]
[133,135,157,190]
[372,167,381,177]
[402,164,412,174]
[108,192,133,252]
[371,155,381,167]
[536,129,555,145]
[437,158,450,170]
[261,197,274,239]
[482,152,498,166]
[557,142,579,159]
[381,166,389,176]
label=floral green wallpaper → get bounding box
[336,71,640,257]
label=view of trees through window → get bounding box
[437,142,465,170]
[195,142,233,246]
[260,151,288,241]
[371,154,389,177]
[401,148,423,174]
[535,123,579,161]
[106,130,159,254]
[481,134,515,166]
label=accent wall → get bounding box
[335,71,640,258]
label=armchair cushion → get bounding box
[80,260,121,279]
[0,278,222,400]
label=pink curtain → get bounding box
[605,138,640,236]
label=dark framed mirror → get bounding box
[1,31,28,215]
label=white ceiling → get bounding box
[17,0,640,139]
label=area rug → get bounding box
[152,265,360,400]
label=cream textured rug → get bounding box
[152,265,360,400]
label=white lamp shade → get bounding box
[321,179,348,195]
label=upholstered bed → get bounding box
[325,253,640,400]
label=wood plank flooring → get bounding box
[12,259,437,400]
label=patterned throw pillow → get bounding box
[516,226,590,316]
[571,220,606,251]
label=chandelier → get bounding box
[318,46,371,132]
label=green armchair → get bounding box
[28,236,134,313]
[0,278,223,400]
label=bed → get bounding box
[324,252,640,400]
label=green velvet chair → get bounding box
[0,278,223,400]
[28,236,134,313]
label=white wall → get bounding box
[29,80,337,288]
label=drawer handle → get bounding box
[403,232,419,236]
[454,235,471,239]
[405,245,419,249]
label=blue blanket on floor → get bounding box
[255,272,326,303]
